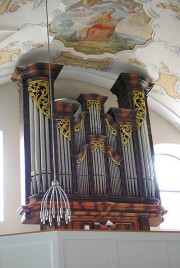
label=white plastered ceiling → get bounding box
[0,0,180,131]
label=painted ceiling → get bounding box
[0,0,180,131]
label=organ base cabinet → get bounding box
[18,196,164,231]
[12,63,166,231]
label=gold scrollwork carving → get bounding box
[56,119,71,141]
[28,80,50,118]
[105,118,117,136]
[108,151,121,166]
[87,100,101,111]
[74,116,85,133]
[90,141,105,153]
[77,148,87,164]
[132,91,146,128]
[120,125,132,145]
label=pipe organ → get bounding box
[12,63,165,231]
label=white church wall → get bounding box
[0,82,39,235]
[149,110,180,145]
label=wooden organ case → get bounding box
[12,63,165,231]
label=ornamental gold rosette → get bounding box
[132,91,146,128]
[28,80,50,118]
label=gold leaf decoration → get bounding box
[90,141,105,153]
[87,100,101,111]
[77,147,87,164]
[74,116,85,132]
[132,91,146,128]
[120,125,132,145]
[108,151,120,166]
[105,118,117,136]
[56,119,71,140]
[28,80,50,118]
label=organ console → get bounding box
[12,63,166,231]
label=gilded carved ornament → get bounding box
[90,141,105,153]
[132,91,146,128]
[28,80,50,118]
[74,116,85,133]
[105,118,117,136]
[108,151,120,166]
[77,147,87,164]
[120,125,132,145]
[87,100,101,111]
[56,119,71,141]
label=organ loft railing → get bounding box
[12,63,166,231]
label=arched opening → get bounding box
[154,144,180,230]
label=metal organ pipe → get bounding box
[84,156,89,193]
[45,116,51,189]
[137,121,156,197]
[140,123,151,196]
[108,156,121,196]
[94,147,100,194]
[75,115,86,153]
[96,105,102,135]
[123,145,130,194]
[25,86,159,201]
[99,148,106,194]
[105,118,122,196]
[39,107,46,192]
[59,128,66,191]
[127,139,137,196]
[75,116,90,194]
[130,89,156,198]
[97,148,103,194]
[28,80,54,195]
[89,105,94,134]
[34,101,41,193]
[57,127,62,186]
[63,134,69,192]
[88,102,101,135]
[66,137,72,192]
[129,138,138,195]
[127,143,133,195]
[92,148,98,193]
[29,96,36,194]
[141,122,155,197]
[120,123,138,197]
[56,121,72,194]
[92,105,97,134]
[144,122,155,197]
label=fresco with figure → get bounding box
[0,0,179,130]
[50,0,152,55]
[0,0,44,14]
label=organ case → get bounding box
[12,63,166,231]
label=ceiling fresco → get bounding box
[0,0,180,130]
[49,1,152,55]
